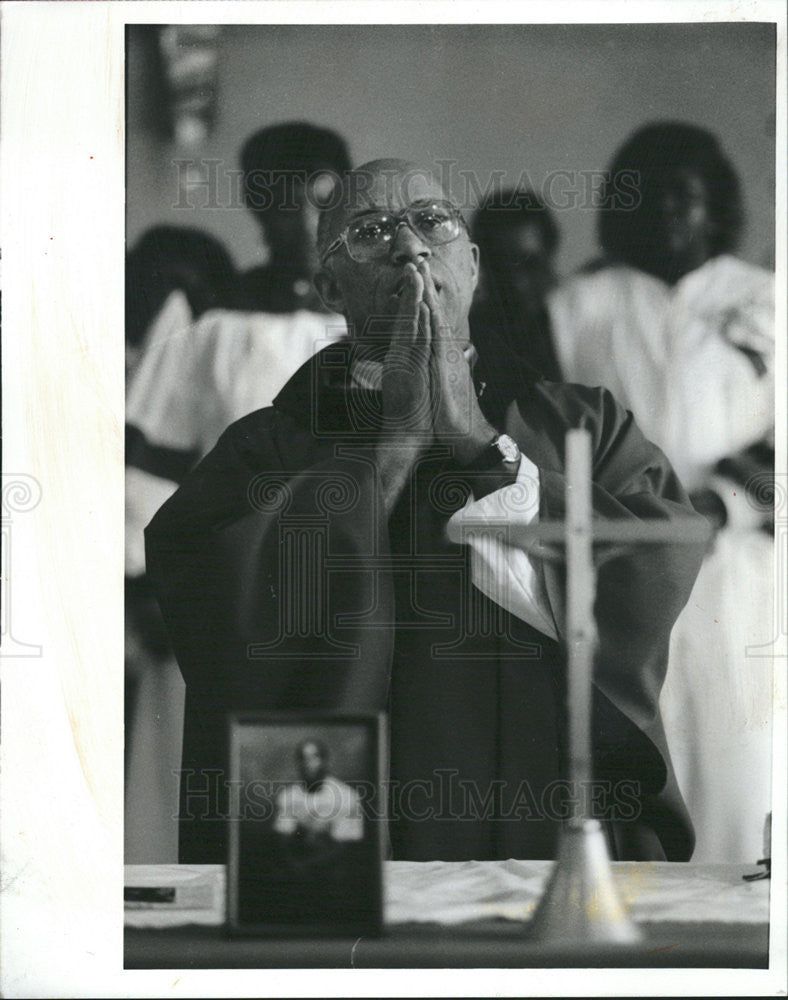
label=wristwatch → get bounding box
[467,433,521,471]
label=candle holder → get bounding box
[521,428,711,947]
[528,818,642,944]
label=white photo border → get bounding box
[1,2,785,996]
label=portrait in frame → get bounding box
[227,711,385,936]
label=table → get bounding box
[125,860,770,968]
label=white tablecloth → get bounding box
[124,860,769,930]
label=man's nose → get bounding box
[390,222,432,264]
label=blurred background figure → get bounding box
[125,225,236,380]
[470,190,563,384]
[548,121,775,863]
[126,121,350,491]
[548,121,773,479]
[234,121,351,312]
[125,224,236,861]
[125,122,351,861]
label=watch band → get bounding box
[466,433,521,472]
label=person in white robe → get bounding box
[548,122,775,863]
[124,123,350,861]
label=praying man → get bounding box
[146,159,705,865]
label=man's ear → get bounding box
[468,241,480,293]
[314,267,345,314]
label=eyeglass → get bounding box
[322,200,466,264]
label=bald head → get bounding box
[317,158,451,259]
[314,157,478,341]
[297,738,329,786]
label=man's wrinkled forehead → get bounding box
[323,161,448,240]
[347,162,447,213]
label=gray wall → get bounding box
[127,22,776,277]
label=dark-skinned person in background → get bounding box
[470,189,563,386]
[548,122,775,863]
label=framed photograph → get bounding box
[226,711,386,936]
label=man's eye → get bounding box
[417,211,451,230]
[417,211,451,233]
[352,218,389,242]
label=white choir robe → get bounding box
[124,293,346,862]
[548,255,775,862]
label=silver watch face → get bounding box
[495,434,521,464]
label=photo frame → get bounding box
[226,711,386,937]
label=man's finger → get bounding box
[417,261,451,343]
[418,261,439,309]
[416,302,432,357]
[393,301,431,370]
[396,263,424,329]
[387,274,429,377]
[388,266,427,365]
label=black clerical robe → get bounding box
[146,343,704,864]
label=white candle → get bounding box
[565,428,596,799]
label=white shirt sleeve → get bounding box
[445,455,558,641]
[329,783,364,842]
[126,291,214,454]
[125,467,179,577]
[272,788,298,835]
[661,257,775,488]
